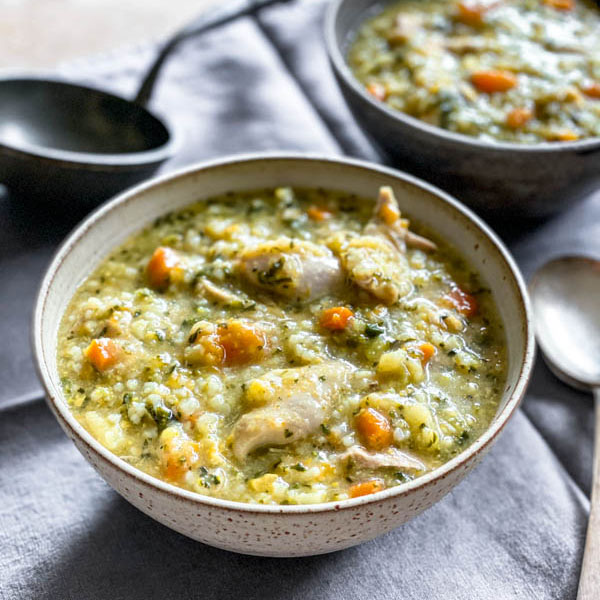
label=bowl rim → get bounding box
[324,0,600,155]
[0,71,180,169]
[32,151,535,515]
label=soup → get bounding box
[348,0,600,143]
[57,186,506,504]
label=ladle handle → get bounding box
[134,0,288,107]
[578,388,600,599]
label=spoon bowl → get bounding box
[530,256,600,391]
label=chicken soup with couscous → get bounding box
[348,0,600,143]
[57,185,506,504]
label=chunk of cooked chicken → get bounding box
[231,362,354,460]
[197,278,254,309]
[329,187,436,304]
[366,186,437,253]
[338,235,411,305]
[339,446,425,472]
[386,13,424,46]
[237,238,343,302]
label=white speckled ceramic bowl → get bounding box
[32,154,534,556]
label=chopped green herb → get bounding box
[146,403,173,431]
[364,323,385,338]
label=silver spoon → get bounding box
[530,256,600,600]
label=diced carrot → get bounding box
[349,479,385,498]
[146,246,180,290]
[582,83,600,99]
[506,107,533,129]
[186,320,267,367]
[418,342,436,365]
[544,0,574,10]
[356,408,394,450]
[160,429,199,482]
[471,70,517,93]
[307,206,333,221]
[187,324,225,366]
[444,287,478,318]
[366,82,387,102]
[218,321,267,365]
[85,337,119,371]
[320,307,354,331]
[456,2,487,26]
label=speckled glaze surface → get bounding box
[325,0,600,220]
[32,154,535,556]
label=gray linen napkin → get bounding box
[1,1,597,597]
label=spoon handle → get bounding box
[134,0,290,107]
[578,388,600,600]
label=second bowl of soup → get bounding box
[326,0,600,218]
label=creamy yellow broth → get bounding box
[57,186,506,504]
[349,0,600,143]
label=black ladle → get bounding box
[0,0,286,209]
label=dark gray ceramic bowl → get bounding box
[325,0,600,219]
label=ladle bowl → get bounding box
[0,0,287,210]
[0,75,176,208]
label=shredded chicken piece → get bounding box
[338,235,411,304]
[237,238,343,302]
[367,186,437,253]
[340,446,425,472]
[332,186,437,304]
[198,278,252,308]
[231,362,354,460]
[386,13,424,46]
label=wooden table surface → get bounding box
[0,0,215,68]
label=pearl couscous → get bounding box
[348,0,600,143]
[58,186,506,504]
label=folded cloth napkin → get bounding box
[1,1,597,597]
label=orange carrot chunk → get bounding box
[218,321,267,365]
[85,338,119,371]
[349,479,385,498]
[356,408,394,450]
[471,70,517,93]
[418,342,436,365]
[161,432,199,482]
[320,307,354,331]
[506,107,533,129]
[582,83,600,99]
[307,206,333,221]
[544,0,574,10]
[456,2,487,26]
[146,246,179,290]
[445,287,478,318]
[366,82,387,102]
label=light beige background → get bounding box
[0,0,216,68]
